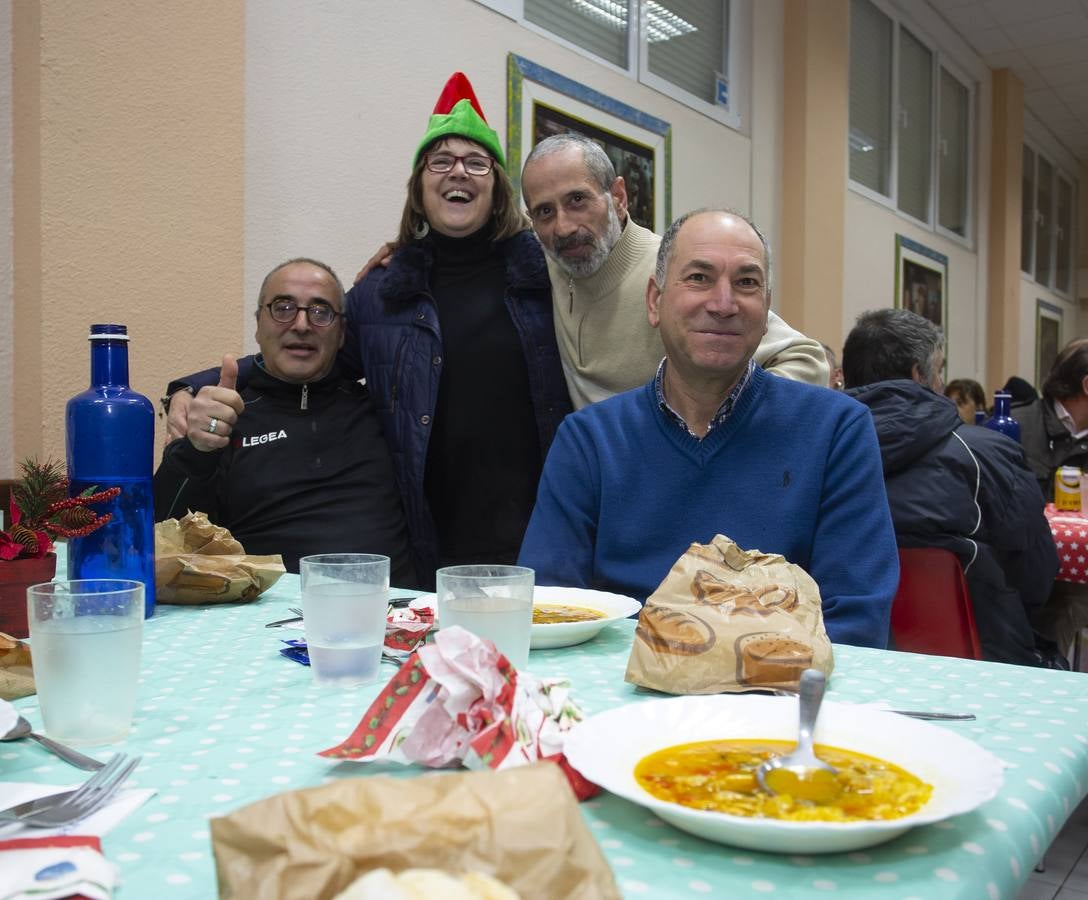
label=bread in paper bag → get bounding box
[155,511,285,604]
[625,534,833,694]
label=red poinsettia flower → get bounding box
[0,532,23,560]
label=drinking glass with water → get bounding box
[435,565,534,669]
[299,554,389,686]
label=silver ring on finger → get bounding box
[208,417,219,435]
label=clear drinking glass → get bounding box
[435,565,535,669]
[299,553,389,686]
[27,579,144,745]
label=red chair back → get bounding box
[889,548,982,660]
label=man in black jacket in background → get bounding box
[154,258,414,582]
[842,309,1058,666]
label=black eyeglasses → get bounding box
[263,299,342,327]
[424,152,494,176]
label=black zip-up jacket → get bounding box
[849,380,1058,665]
[154,361,415,583]
[1017,397,1088,502]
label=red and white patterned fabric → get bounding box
[1045,503,1088,585]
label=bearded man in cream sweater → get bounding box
[521,133,827,409]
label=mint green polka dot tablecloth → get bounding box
[4,566,1088,900]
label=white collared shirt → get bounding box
[1054,399,1088,439]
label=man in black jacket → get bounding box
[842,309,1058,666]
[154,258,414,582]
[1018,339,1088,502]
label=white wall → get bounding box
[242,0,775,354]
[842,0,993,383]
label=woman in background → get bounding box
[945,378,987,425]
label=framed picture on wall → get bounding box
[1036,300,1063,389]
[506,53,671,234]
[895,233,949,332]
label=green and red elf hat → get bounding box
[413,72,505,171]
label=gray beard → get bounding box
[546,202,623,279]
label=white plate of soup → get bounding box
[564,693,1003,854]
[530,586,642,650]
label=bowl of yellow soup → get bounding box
[530,586,642,650]
[564,694,1003,853]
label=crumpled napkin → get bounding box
[319,626,596,798]
[0,835,117,900]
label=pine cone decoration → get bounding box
[59,506,96,530]
[8,523,41,556]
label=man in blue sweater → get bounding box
[518,210,898,648]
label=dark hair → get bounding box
[1043,339,1088,403]
[945,378,986,408]
[396,137,529,247]
[654,208,773,294]
[1000,376,1038,405]
[256,258,343,315]
[842,309,944,389]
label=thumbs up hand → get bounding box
[187,354,246,452]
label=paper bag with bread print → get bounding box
[625,534,833,694]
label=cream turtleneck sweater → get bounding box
[544,218,829,410]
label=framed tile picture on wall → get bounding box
[895,234,949,374]
[506,53,672,234]
[1036,300,1063,389]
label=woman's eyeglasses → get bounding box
[424,153,494,176]
[263,299,342,327]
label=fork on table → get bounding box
[0,752,141,828]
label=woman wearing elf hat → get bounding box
[342,72,572,587]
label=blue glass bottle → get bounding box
[974,409,986,425]
[65,324,156,617]
[983,391,1021,443]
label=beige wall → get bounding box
[8,0,244,473]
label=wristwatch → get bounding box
[159,385,195,417]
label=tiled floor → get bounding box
[1016,759,1088,899]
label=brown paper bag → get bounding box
[0,632,34,700]
[154,512,285,604]
[210,763,619,900]
[625,534,833,694]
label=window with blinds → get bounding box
[848,0,892,195]
[1036,155,1054,288]
[1055,175,1073,294]
[499,0,741,128]
[1021,146,1036,273]
[646,0,728,105]
[524,0,629,68]
[1023,142,1078,295]
[847,0,974,243]
[938,68,969,237]
[897,29,932,222]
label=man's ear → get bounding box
[610,176,629,221]
[646,275,662,328]
[1080,373,1088,397]
[909,363,927,386]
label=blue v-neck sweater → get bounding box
[518,365,897,648]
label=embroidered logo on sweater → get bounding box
[236,429,288,448]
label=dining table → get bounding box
[1044,503,1088,586]
[4,555,1088,900]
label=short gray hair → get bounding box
[256,258,344,315]
[523,133,616,195]
[653,208,773,294]
[842,308,944,389]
